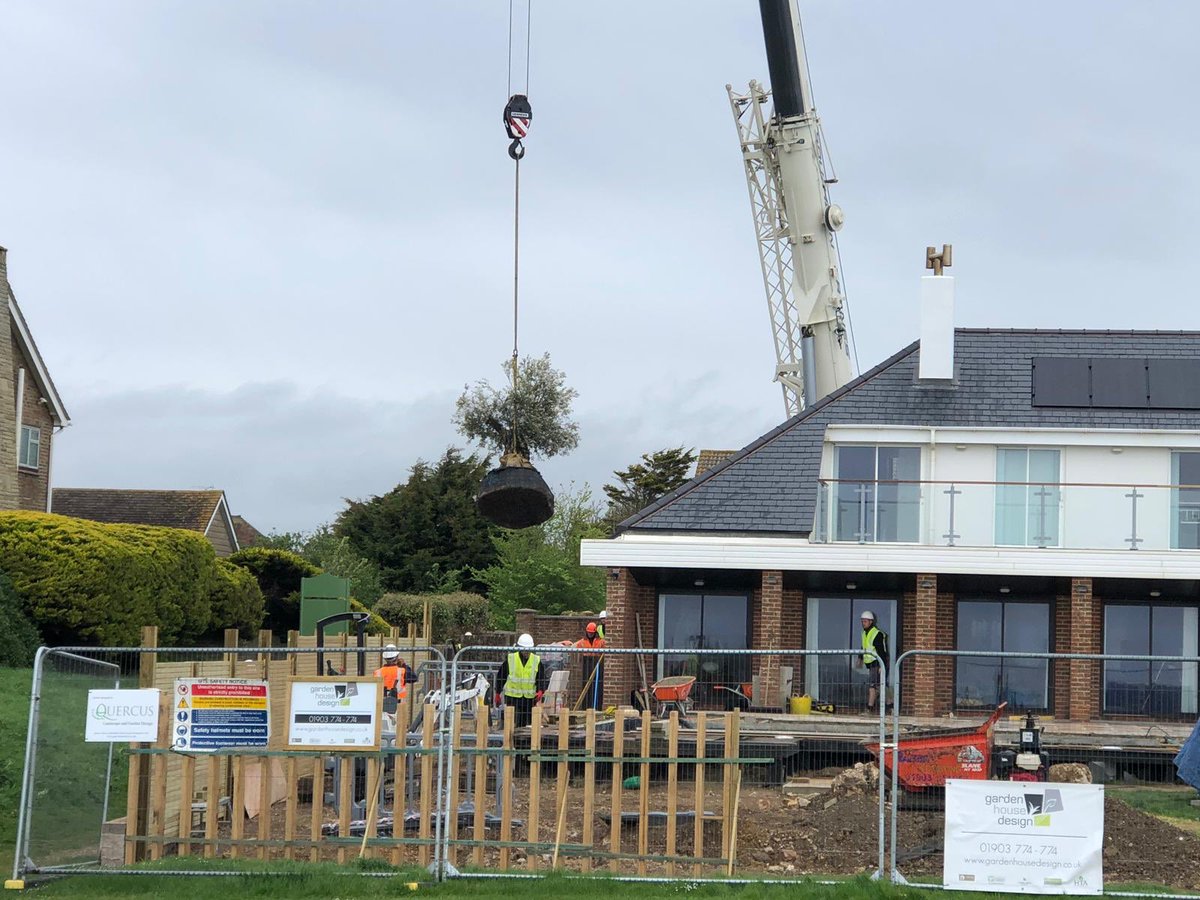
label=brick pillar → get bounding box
[1067,578,1098,720]
[781,587,805,696]
[753,571,783,708]
[602,569,656,708]
[0,248,18,510]
[908,574,940,717]
[1052,595,1072,719]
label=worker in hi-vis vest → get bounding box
[374,644,411,701]
[859,611,890,714]
[495,633,547,728]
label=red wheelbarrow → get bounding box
[864,703,1008,805]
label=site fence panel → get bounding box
[442,645,887,881]
[889,649,1200,896]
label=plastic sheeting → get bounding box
[1174,716,1200,791]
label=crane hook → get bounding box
[503,93,532,160]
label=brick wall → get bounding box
[1052,595,1071,719]
[0,250,18,510]
[14,331,52,511]
[781,586,805,695]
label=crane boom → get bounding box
[731,0,854,416]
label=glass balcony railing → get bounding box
[811,479,1200,551]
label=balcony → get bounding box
[811,479,1200,551]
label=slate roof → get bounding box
[53,488,228,533]
[621,330,1200,536]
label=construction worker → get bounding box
[374,644,411,712]
[495,633,547,728]
[860,611,890,714]
[596,609,607,640]
[575,621,606,710]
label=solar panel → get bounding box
[1090,358,1148,408]
[1031,357,1200,409]
[1031,357,1090,407]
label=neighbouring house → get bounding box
[694,449,735,477]
[52,488,241,556]
[231,514,267,548]
[0,247,70,512]
[583,317,1200,722]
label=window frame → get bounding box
[832,444,922,543]
[994,447,1062,547]
[1102,600,1200,718]
[803,595,899,709]
[18,424,40,470]
[1170,451,1200,549]
[953,597,1052,713]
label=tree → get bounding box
[261,524,385,606]
[335,448,498,595]
[603,447,697,527]
[453,353,580,461]
[473,485,607,628]
[227,547,320,639]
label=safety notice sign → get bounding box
[173,678,270,751]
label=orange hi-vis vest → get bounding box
[574,635,605,656]
[374,664,408,700]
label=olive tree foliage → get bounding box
[453,353,580,460]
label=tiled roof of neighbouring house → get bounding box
[53,488,227,533]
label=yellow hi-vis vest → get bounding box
[503,652,541,699]
[862,626,882,666]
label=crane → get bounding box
[729,0,855,417]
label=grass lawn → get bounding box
[7,864,1040,899]
[0,666,33,860]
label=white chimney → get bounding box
[919,245,955,380]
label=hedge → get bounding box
[0,512,219,646]
[0,575,40,666]
[227,547,320,639]
[209,559,267,638]
[373,592,489,644]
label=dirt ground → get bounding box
[195,764,1200,889]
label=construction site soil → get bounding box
[210,768,1200,890]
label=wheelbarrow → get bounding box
[864,702,1008,808]
[652,675,696,728]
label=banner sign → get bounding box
[944,779,1104,894]
[285,678,381,751]
[173,678,270,751]
[85,689,161,742]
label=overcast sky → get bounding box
[3,1,1199,534]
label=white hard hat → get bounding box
[517,633,535,650]
[598,610,608,619]
[860,610,876,622]
[382,644,399,660]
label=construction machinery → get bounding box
[731,0,856,416]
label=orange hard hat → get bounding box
[586,621,598,634]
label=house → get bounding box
[51,488,241,556]
[231,514,267,548]
[0,247,70,512]
[582,323,1200,722]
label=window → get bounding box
[658,593,750,707]
[833,446,920,542]
[1104,604,1199,716]
[995,448,1060,547]
[955,600,1050,710]
[18,425,40,469]
[804,597,897,708]
[1171,452,1200,549]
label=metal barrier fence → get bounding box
[12,642,1199,891]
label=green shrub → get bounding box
[350,598,391,636]
[372,592,489,643]
[0,512,217,646]
[0,575,40,666]
[228,547,320,638]
[208,559,266,637]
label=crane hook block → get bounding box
[504,93,532,160]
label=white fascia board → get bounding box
[9,296,69,426]
[204,494,241,552]
[825,424,1200,449]
[581,535,1200,580]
